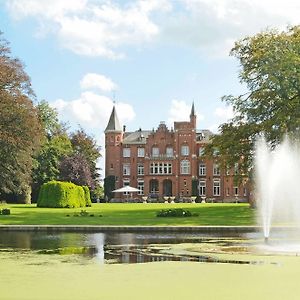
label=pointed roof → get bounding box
[104,106,122,133]
[190,102,195,117]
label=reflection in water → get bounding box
[0,231,262,265]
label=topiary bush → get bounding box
[37,181,88,208]
[83,186,92,207]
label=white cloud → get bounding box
[6,0,299,58]
[80,73,117,92]
[214,105,234,121]
[6,0,170,59]
[6,0,87,20]
[162,0,300,56]
[167,99,204,128]
[51,91,135,129]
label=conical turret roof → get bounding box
[190,101,195,117]
[104,106,122,133]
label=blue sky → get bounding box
[1,0,299,173]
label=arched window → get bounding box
[180,160,190,174]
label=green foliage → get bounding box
[72,210,96,217]
[0,208,10,215]
[156,208,193,218]
[0,33,42,197]
[36,100,63,137]
[37,181,87,208]
[70,129,101,188]
[92,185,104,200]
[104,176,116,200]
[83,186,92,207]
[32,134,73,187]
[209,25,300,179]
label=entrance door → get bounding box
[163,179,172,196]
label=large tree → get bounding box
[208,25,300,177]
[59,154,94,188]
[70,129,101,188]
[0,32,41,201]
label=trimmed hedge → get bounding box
[83,186,92,207]
[37,181,91,208]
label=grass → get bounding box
[0,203,255,226]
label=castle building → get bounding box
[104,104,249,202]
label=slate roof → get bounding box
[122,130,152,144]
[104,106,122,133]
[196,129,214,143]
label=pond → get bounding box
[0,230,270,265]
[2,230,300,300]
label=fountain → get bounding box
[255,136,300,242]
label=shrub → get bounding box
[0,208,11,215]
[83,186,92,207]
[37,181,87,208]
[156,208,192,218]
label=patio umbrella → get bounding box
[112,186,140,193]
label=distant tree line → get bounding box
[0,32,103,203]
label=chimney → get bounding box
[123,125,126,132]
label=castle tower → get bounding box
[104,106,123,178]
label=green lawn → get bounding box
[0,203,255,226]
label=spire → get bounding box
[190,101,195,117]
[104,106,122,133]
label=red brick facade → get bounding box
[105,105,249,202]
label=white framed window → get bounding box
[213,163,220,176]
[181,145,189,156]
[123,179,130,195]
[199,180,206,196]
[243,188,247,196]
[199,163,206,176]
[213,179,220,196]
[152,147,159,157]
[137,148,145,157]
[199,147,205,156]
[137,180,144,195]
[234,186,239,196]
[166,147,173,157]
[137,164,144,175]
[123,163,130,176]
[123,148,130,157]
[150,163,172,175]
[180,160,190,174]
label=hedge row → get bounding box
[37,181,92,208]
